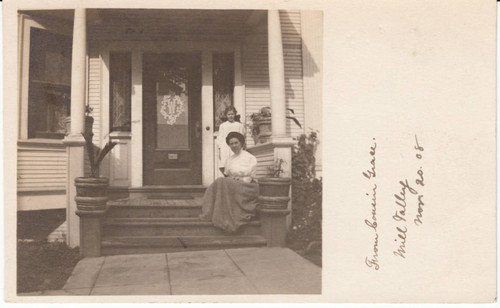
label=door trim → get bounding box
[142,52,202,185]
[201,50,214,186]
[102,41,243,187]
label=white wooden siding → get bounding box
[243,10,305,147]
[243,26,269,147]
[254,150,275,178]
[84,50,102,177]
[17,142,67,192]
[88,50,101,144]
[301,11,323,178]
[281,10,304,138]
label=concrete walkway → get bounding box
[25,247,321,295]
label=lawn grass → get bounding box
[17,240,81,294]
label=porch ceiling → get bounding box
[88,9,265,42]
[20,9,267,42]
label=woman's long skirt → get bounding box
[199,177,259,232]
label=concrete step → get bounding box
[106,201,202,218]
[109,186,206,200]
[103,217,262,237]
[101,235,268,256]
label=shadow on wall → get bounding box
[281,10,321,101]
[243,10,322,133]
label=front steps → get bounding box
[101,191,267,256]
[108,185,207,200]
[103,218,262,237]
[106,199,203,218]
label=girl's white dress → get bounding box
[216,121,245,168]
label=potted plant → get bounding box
[257,158,292,210]
[74,127,117,214]
[247,106,302,144]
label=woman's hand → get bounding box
[230,176,252,183]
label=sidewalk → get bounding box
[23,247,321,295]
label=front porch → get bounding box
[74,182,295,257]
[70,9,296,255]
[102,189,267,256]
[17,8,323,257]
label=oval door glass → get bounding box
[156,72,190,150]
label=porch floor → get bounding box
[22,247,321,296]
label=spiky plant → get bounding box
[267,158,287,177]
[82,130,117,178]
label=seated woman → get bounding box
[199,131,259,233]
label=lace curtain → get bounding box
[213,53,234,131]
[110,53,132,131]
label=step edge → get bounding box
[101,238,268,248]
[105,217,205,222]
[101,241,268,248]
[102,235,267,242]
[107,204,203,209]
[102,234,267,239]
[109,186,207,192]
[103,220,261,227]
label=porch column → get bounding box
[267,10,287,138]
[267,9,293,192]
[264,10,294,235]
[63,8,87,248]
[130,50,143,187]
[70,9,87,136]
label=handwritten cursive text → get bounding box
[363,138,379,270]
[362,138,377,179]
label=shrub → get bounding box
[288,131,322,257]
[17,240,81,293]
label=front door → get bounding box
[143,53,202,185]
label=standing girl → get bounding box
[216,106,245,175]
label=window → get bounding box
[27,28,72,139]
[110,53,132,132]
[213,53,234,131]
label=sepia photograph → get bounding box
[12,6,323,297]
[5,0,497,305]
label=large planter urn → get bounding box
[75,118,116,257]
[257,177,291,210]
[249,106,302,145]
[255,118,272,144]
[257,177,292,247]
[74,177,109,215]
[74,177,109,257]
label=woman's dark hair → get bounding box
[226,131,246,146]
[220,105,241,122]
